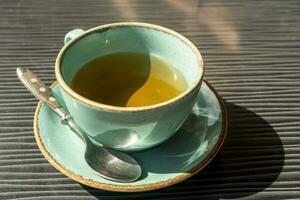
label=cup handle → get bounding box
[64,29,85,44]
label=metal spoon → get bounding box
[17,67,142,183]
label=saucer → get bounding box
[34,80,227,192]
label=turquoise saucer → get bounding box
[34,80,227,192]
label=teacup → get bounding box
[55,22,204,151]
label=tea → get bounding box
[71,53,187,107]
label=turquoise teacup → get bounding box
[55,22,204,151]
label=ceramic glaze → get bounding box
[55,23,204,151]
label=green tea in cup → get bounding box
[71,52,187,107]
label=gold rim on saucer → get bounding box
[33,80,227,192]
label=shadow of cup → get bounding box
[171,102,284,199]
[82,102,284,199]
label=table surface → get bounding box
[1,0,300,199]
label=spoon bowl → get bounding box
[85,145,141,182]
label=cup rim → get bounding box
[55,22,204,112]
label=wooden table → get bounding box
[0,0,299,199]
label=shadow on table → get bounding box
[82,102,284,199]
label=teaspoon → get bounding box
[17,67,142,183]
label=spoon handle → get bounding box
[17,67,89,143]
[16,67,68,120]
